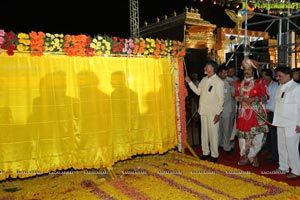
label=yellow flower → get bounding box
[17,44,29,51]
[44,32,64,52]
[17,32,30,52]
[150,38,155,47]
[90,35,112,55]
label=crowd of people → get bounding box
[185,56,300,180]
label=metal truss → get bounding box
[226,0,300,68]
[129,0,139,38]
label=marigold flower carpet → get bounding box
[1,151,300,200]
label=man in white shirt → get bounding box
[226,64,238,142]
[261,68,279,163]
[218,64,235,154]
[292,68,300,84]
[185,60,224,163]
[273,66,300,179]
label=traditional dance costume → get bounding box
[235,77,269,166]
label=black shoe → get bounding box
[269,159,279,163]
[266,157,278,163]
[200,154,211,160]
[209,157,218,163]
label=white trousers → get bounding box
[277,126,300,176]
[201,115,219,158]
[219,114,234,151]
[239,132,264,162]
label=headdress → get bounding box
[241,58,260,78]
[241,58,260,70]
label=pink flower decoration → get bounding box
[0,29,5,37]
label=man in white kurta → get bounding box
[186,60,224,162]
[273,66,300,179]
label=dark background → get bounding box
[1,0,294,38]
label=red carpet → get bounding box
[185,139,300,187]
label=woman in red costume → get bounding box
[234,58,269,167]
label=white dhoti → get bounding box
[239,132,265,162]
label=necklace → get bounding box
[239,78,255,120]
[240,78,254,97]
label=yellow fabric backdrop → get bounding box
[0,53,178,180]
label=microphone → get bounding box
[281,92,285,98]
[208,85,213,92]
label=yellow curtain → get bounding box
[0,53,178,180]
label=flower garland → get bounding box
[0,29,186,58]
[44,33,65,53]
[178,58,188,149]
[63,34,93,57]
[133,38,146,55]
[0,30,4,54]
[110,36,121,54]
[90,35,112,56]
[17,32,30,52]
[29,31,46,56]
[122,38,134,55]
[0,31,18,55]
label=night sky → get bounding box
[0,0,286,38]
